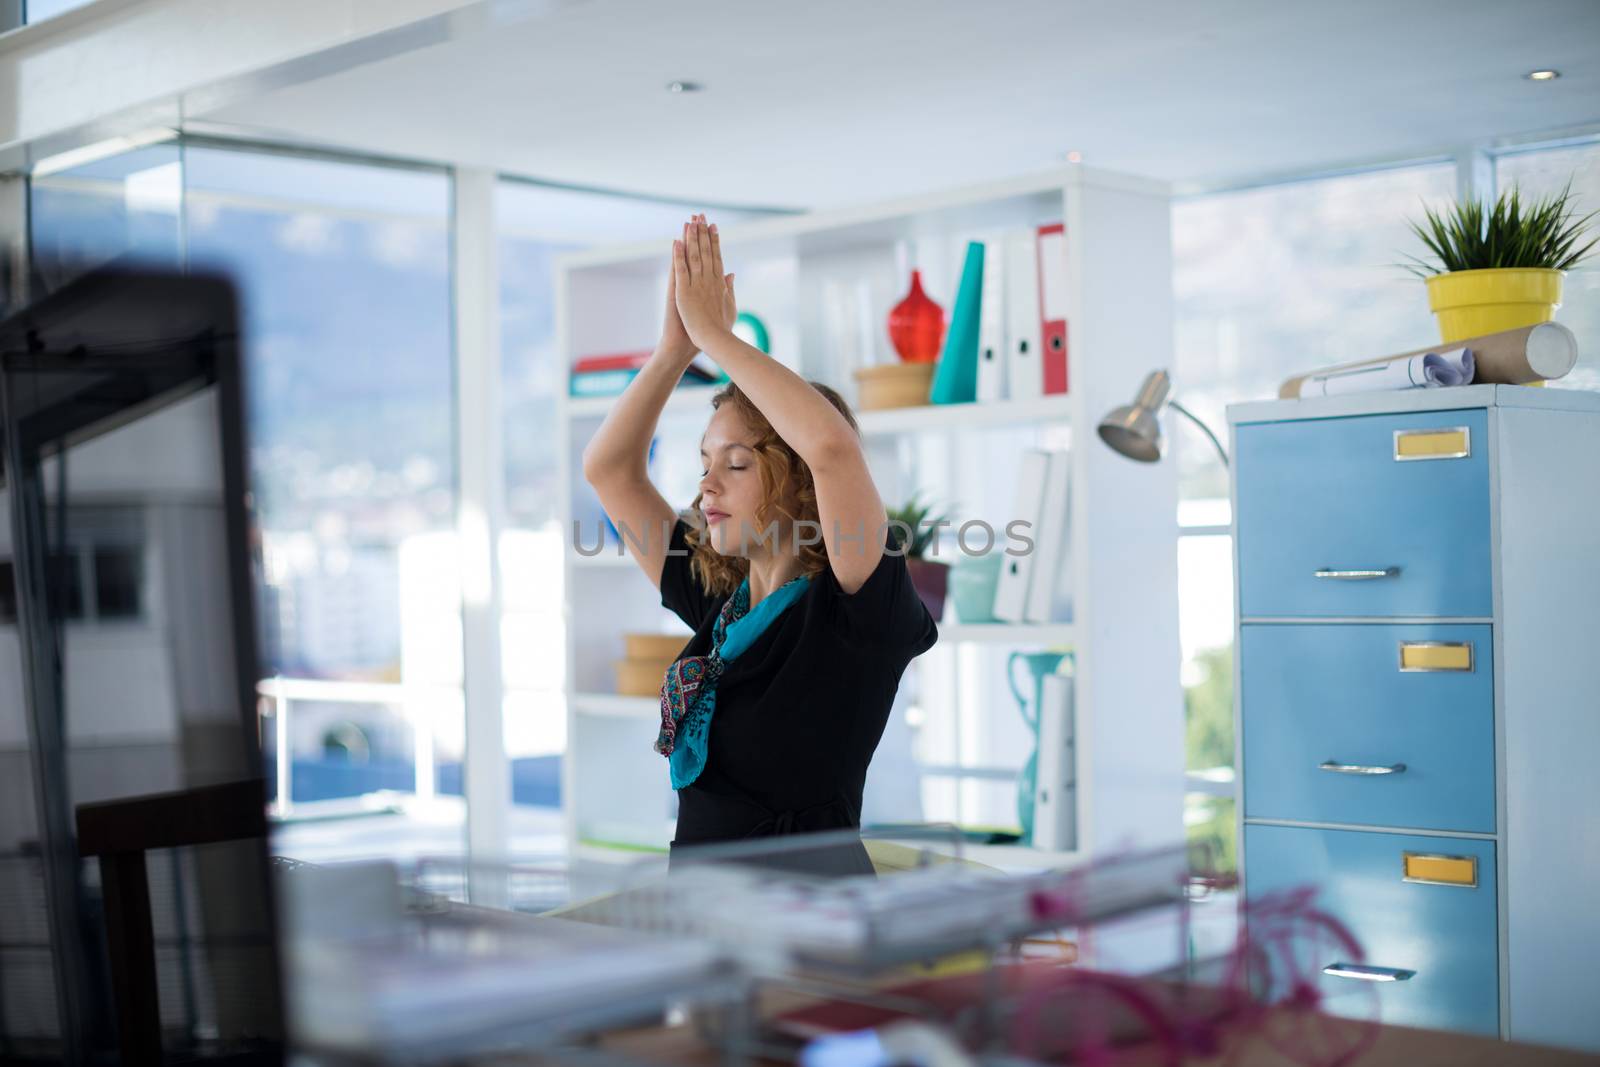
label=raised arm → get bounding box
[581,236,734,592]
[672,215,884,592]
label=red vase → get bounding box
[887,270,946,364]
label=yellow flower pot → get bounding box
[1425,267,1564,344]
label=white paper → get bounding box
[1298,347,1474,399]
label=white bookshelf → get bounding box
[555,165,1183,862]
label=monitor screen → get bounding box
[0,264,283,1063]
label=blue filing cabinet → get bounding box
[1229,385,1600,1050]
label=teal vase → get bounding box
[1007,650,1067,843]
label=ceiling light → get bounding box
[667,81,703,93]
[1526,69,1560,81]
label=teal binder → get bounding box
[930,242,983,405]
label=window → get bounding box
[1171,161,1458,874]
[28,143,183,297]
[180,147,462,833]
[1495,139,1600,392]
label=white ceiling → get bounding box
[197,0,1600,210]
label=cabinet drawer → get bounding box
[1235,410,1491,618]
[1241,623,1494,833]
[1244,824,1498,1037]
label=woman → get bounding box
[582,214,938,877]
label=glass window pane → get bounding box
[28,143,183,296]
[183,147,460,853]
[1179,533,1234,776]
[1173,163,1457,503]
[25,0,94,21]
[1495,140,1600,392]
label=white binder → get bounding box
[1003,231,1042,402]
[976,238,1008,403]
[992,449,1050,623]
[1023,449,1072,623]
[1032,671,1076,851]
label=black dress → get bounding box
[657,516,939,877]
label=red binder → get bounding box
[1036,223,1069,395]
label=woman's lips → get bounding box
[706,511,729,525]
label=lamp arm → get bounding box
[1167,400,1230,468]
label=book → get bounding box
[569,369,719,398]
[573,349,727,381]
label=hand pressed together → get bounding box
[672,213,737,350]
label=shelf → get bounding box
[855,394,1072,436]
[572,692,658,719]
[937,622,1076,646]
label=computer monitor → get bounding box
[0,263,283,1063]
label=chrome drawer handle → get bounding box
[1314,567,1400,581]
[1320,760,1406,776]
[1324,962,1416,983]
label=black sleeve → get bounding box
[820,525,939,657]
[659,517,723,631]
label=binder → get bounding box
[930,241,984,405]
[1003,231,1042,402]
[992,449,1050,623]
[1032,671,1076,851]
[1036,223,1069,396]
[1023,449,1072,624]
[976,238,1008,403]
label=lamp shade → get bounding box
[1097,370,1172,463]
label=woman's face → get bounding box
[698,406,770,557]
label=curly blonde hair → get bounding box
[682,379,862,597]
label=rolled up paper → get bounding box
[1278,322,1578,399]
[1298,347,1474,399]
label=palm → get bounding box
[660,250,735,358]
[673,215,739,350]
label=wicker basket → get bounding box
[625,633,692,661]
[854,361,936,411]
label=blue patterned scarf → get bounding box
[655,571,811,789]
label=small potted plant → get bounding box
[887,490,954,620]
[1403,180,1598,344]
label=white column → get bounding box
[1456,145,1495,204]
[452,167,509,901]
